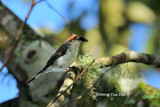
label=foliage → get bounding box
[138,82,160,106]
[126,82,160,107]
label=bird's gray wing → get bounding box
[42,42,70,71]
[27,42,69,84]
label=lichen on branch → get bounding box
[97,51,160,67]
[79,54,101,100]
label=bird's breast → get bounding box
[56,41,80,68]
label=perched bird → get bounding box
[27,34,88,84]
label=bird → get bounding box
[27,33,88,84]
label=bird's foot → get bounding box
[67,66,79,75]
[67,66,77,71]
[69,66,76,69]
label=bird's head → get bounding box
[66,33,88,43]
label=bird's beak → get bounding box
[78,36,88,42]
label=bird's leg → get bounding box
[61,67,69,71]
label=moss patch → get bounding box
[79,54,101,100]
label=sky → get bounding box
[0,62,19,103]
[1,0,99,33]
[129,23,153,52]
[0,0,160,104]
[129,23,160,89]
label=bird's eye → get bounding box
[73,37,77,39]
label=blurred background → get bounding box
[0,0,160,106]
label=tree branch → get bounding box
[0,0,36,72]
[47,59,95,107]
[96,51,160,68]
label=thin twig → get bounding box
[73,59,95,83]
[44,0,70,24]
[0,0,36,72]
[36,0,70,24]
[36,0,45,4]
[48,59,95,106]
[62,64,117,106]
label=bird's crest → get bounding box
[67,33,79,42]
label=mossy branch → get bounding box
[47,60,95,107]
[47,67,79,107]
[96,51,160,68]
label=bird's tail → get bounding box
[27,70,43,85]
